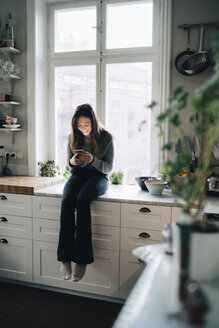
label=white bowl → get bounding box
[145,180,167,195]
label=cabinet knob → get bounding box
[0,195,7,200]
[0,238,8,244]
[138,258,144,263]
[0,217,8,222]
[139,207,151,213]
[139,232,150,239]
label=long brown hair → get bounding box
[70,104,102,153]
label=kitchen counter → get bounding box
[34,182,219,214]
[0,176,65,195]
[113,244,219,328]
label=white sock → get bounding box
[60,261,72,280]
[73,264,87,282]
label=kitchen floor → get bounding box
[0,282,123,328]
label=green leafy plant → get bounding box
[38,160,60,177]
[109,170,124,184]
[63,170,71,180]
[154,34,219,218]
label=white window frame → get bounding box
[27,0,171,176]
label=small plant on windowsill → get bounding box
[38,160,60,177]
[109,170,124,184]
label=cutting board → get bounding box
[0,176,65,195]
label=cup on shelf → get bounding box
[5,115,17,124]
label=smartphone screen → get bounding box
[74,149,84,153]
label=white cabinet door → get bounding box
[0,236,32,282]
[33,219,120,251]
[0,215,32,239]
[0,193,32,217]
[33,196,62,220]
[120,227,162,252]
[119,251,145,299]
[33,241,119,297]
[121,204,171,230]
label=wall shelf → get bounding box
[0,74,21,81]
[0,128,21,132]
[0,47,20,54]
[0,101,21,107]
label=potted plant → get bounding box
[38,160,60,177]
[150,34,219,323]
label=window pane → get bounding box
[54,6,96,52]
[106,1,153,49]
[106,62,152,183]
[55,65,96,172]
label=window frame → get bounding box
[27,0,172,177]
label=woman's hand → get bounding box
[70,151,93,166]
[70,154,85,166]
[80,151,93,164]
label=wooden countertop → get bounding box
[0,176,65,195]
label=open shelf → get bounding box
[0,47,20,54]
[0,128,21,132]
[0,74,21,81]
[0,101,21,107]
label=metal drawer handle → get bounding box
[0,217,8,222]
[0,195,7,200]
[139,207,151,213]
[139,232,150,239]
[0,238,8,244]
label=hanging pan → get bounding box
[182,24,210,75]
[175,27,194,76]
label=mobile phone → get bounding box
[74,149,84,153]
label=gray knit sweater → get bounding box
[66,130,114,175]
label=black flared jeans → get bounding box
[57,168,108,265]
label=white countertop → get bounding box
[113,244,219,328]
[34,182,219,213]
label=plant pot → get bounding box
[172,214,219,282]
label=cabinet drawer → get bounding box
[120,227,162,252]
[0,215,32,239]
[0,193,32,217]
[33,196,120,227]
[33,241,119,297]
[0,236,33,282]
[33,219,120,250]
[121,204,171,230]
[119,251,145,299]
[33,196,62,220]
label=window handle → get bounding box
[139,232,150,239]
[139,207,151,213]
[0,217,8,222]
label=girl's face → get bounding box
[76,116,92,136]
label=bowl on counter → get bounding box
[135,176,157,191]
[145,180,168,195]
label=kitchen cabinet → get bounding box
[119,203,171,298]
[0,193,33,282]
[32,196,120,297]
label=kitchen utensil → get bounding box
[145,180,167,195]
[213,143,219,162]
[3,124,20,129]
[175,27,195,76]
[175,138,183,158]
[182,25,210,75]
[135,176,158,191]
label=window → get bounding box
[46,0,171,183]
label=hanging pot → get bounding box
[175,27,194,76]
[182,24,210,75]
